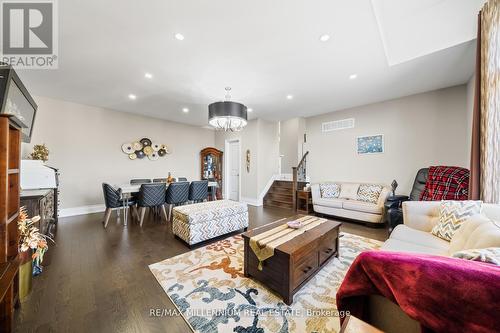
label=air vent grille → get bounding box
[322,118,355,132]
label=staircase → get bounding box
[264,151,309,210]
[264,180,306,210]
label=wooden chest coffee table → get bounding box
[242,215,341,305]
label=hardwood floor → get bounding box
[14,206,388,333]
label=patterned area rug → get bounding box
[149,233,382,333]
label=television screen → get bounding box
[4,80,36,141]
[0,65,37,143]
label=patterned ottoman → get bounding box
[172,200,249,246]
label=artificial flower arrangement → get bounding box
[30,144,50,162]
[18,207,52,274]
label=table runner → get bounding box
[249,216,327,270]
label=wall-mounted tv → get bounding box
[0,64,38,143]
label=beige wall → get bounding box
[215,118,279,203]
[465,74,475,162]
[305,85,469,195]
[279,117,307,174]
[257,119,280,194]
[23,96,215,209]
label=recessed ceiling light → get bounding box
[286,95,294,100]
[128,94,137,100]
[182,107,189,113]
[144,73,153,79]
[349,74,358,80]
[174,33,185,41]
[319,34,330,42]
[247,108,253,112]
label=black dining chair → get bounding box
[189,180,208,203]
[102,183,137,228]
[137,183,168,226]
[165,182,190,220]
[130,179,152,185]
[153,178,167,183]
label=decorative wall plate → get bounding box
[148,152,159,161]
[122,143,134,154]
[152,143,161,151]
[135,150,146,159]
[132,142,143,151]
[158,149,167,157]
[140,138,152,147]
[129,153,137,160]
[143,146,154,156]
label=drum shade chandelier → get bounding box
[208,87,248,131]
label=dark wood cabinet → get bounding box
[0,115,21,333]
[200,147,223,200]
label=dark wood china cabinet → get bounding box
[200,147,223,200]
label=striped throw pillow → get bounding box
[357,184,383,204]
[431,201,482,241]
[320,183,340,198]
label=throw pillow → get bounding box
[320,183,340,198]
[357,184,383,204]
[431,200,482,242]
[452,247,500,265]
[339,183,360,200]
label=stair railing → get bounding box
[292,151,309,211]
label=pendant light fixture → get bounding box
[208,87,248,131]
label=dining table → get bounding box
[115,181,219,226]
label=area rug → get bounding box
[149,233,382,333]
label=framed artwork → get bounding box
[356,134,384,154]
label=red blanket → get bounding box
[336,251,500,333]
[420,165,469,201]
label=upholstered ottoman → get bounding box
[172,200,248,246]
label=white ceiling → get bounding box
[17,0,483,127]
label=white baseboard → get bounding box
[60,204,106,218]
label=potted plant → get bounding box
[17,207,51,299]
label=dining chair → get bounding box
[189,180,208,203]
[102,183,138,228]
[130,179,152,185]
[153,178,167,183]
[137,183,168,226]
[165,182,190,220]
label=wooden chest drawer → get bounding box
[319,229,338,266]
[292,249,319,290]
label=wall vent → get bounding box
[322,118,355,132]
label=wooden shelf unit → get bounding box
[0,115,21,332]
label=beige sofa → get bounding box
[382,201,500,255]
[311,182,390,224]
[369,201,500,333]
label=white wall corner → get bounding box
[60,204,106,218]
[240,197,262,207]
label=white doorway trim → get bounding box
[224,138,242,201]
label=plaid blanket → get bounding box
[420,166,470,201]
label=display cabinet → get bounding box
[200,147,223,200]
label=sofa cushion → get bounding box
[431,200,482,241]
[339,183,360,200]
[357,184,383,204]
[319,183,340,198]
[381,238,448,256]
[449,214,500,253]
[313,197,344,208]
[343,200,382,215]
[390,225,450,253]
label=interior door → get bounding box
[228,141,240,201]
